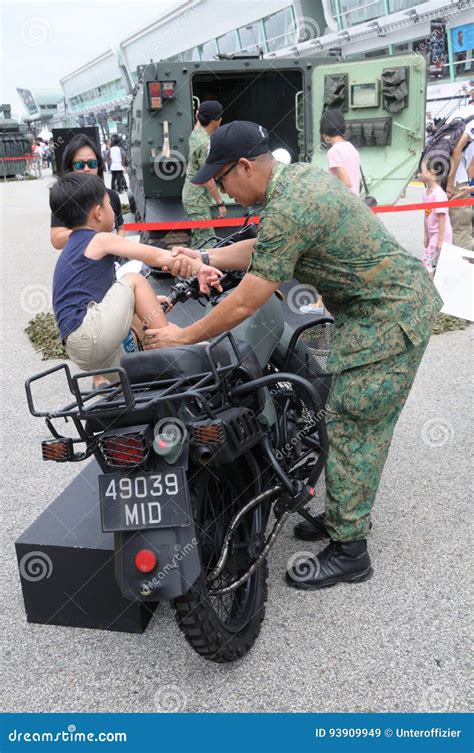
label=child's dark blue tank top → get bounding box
[53,229,116,341]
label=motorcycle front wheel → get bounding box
[173,456,269,663]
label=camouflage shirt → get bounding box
[182,127,211,206]
[249,162,443,373]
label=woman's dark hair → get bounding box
[320,108,346,138]
[111,134,121,145]
[49,173,107,229]
[61,134,104,179]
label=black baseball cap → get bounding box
[192,120,270,184]
[198,100,223,121]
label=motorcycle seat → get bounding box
[120,340,262,386]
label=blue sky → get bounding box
[1,0,180,118]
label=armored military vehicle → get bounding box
[128,53,427,247]
[0,105,34,179]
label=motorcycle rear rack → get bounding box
[24,332,247,422]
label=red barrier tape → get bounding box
[0,155,38,161]
[371,197,474,214]
[123,197,474,232]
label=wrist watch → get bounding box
[200,251,210,265]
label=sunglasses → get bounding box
[72,159,99,170]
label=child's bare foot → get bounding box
[92,375,109,391]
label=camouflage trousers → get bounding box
[182,198,217,248]
[450,185,473,251]
[324,336,429,541]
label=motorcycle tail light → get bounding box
[42,438,74,462]
[99,427,151,467]
[135,549,157,573]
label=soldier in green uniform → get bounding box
[182,100,227,247]
[146,121,443,589]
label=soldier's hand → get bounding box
[196,264,223,294]
[170,245,201,259]
[142,323,188,349]
[218,205,227,218]
[162,246,201,275]
[170,254,195,278]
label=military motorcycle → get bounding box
[25,225,335,663]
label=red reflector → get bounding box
[162,80,176,98]
[135,549,157,573]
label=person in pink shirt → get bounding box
[321,109,361,195]
[298,109,361,314]
[420,160,453,275]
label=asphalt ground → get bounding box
[1,173,471,714]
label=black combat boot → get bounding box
[286,539,373,590]
[293,513,329,541]
[294,515,372,542]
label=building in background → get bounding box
[21,0,473,132]
[16,88,64,124]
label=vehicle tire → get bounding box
[173,457,269,663]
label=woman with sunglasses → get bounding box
[50,134,125,250]
[50,134,125,388]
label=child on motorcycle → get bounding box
[50,172,222,380]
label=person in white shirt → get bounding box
[109,135,127,193]
[447,119,474,250]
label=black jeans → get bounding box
[111,170,127,192]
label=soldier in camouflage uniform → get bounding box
[182,101,227,247]
[146,121,443,590]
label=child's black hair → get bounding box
[61,133,104,178]
[320,108,346,138]
[49,173,107,229]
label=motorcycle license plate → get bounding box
[99,469,191,532]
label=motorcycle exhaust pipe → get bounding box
[194,445,213,464]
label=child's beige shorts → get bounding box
[65,279,135,378]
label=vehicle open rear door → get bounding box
[311,53,427,206]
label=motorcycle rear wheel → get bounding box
[173,457,269,663]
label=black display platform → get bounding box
[15,460,157,633]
